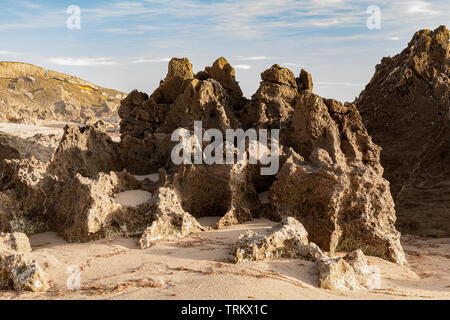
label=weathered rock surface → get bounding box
[0,132,58,162]
[0,232,49,292]
[356,26,450,237]
[138,186,204,249]
[0,250,50,292]
[317,256,360,290]
[48,171,146,242]
[0,61,125,124]
[48,124,122,178]
[344,249,370,275]
[118,57,407,265]
[232,217,323,263]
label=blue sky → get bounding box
[0,0,448,101]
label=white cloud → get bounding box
[235,56,273,61]
[48,57,118,66]
[132,57,171,63]
[316,81,365,87]
[0,50,21,56]
[234,64,252,70]
[406,1,437,14]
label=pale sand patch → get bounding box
[1,219,448,300]
[133,174,160,183]
[114,190,152,207]
[0,122,64,138]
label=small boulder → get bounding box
[0,250,49,292]
[138,187,204,249]
[232,217,323,263]
[317,256,360,290]
[344,249,370,275]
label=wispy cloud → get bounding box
[234,64,252,70]
[48,57,118,66]
[316,81,365,87]
[132,57,171,63]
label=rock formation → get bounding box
[0,61,125,124]
[317,256,360,290]
[356,26,449,238]
[117,57,407,265]
[233,217,323,263]
[0,232,49,292]
[138,186,204,249]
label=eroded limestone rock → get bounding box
[317,256,360,290]
[232,217,323,263]
[138,186,204,249]
[0,250,49,292]
[48,124,122,178]
[356,26,450,237]
[49,170,146,242]
[117,57,408,266]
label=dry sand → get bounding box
[0,123,449,300]
[0,218,448,300]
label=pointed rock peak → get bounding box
[261,64,297,87]
[205,57,237,81]
[166,57,193,81]
[298,69,314,92]
[204,57,243,106]
[408,25,449,59]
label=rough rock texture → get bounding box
[118,57,407,265]
[232,217,323,263]
[215,207,252,229]
[48,171,146,242]
[0,124,154,242]
[0,61,125,124]
[0,132,59,162]
[138,186,204,249]
[356,26,450,237]
[0,232,49,292]
[0,158,51,234]
[317,256,360,290]
[344,249,370,275]
[119,57,240,174]
[48,124,122,178]
[0,232,31,253]
[174,163,258,219]
[0,250,50,292]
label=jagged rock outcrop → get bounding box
[356,26,450,237]
[119,57,240,174]
[233,217,323,263]
[317,256,360,290]
[0,232,49,292]
[0,250,50,292]
[138,186,204,249]
[0,124,154,242]
[344,249,370,276]
[48,171,147,242]
[118,57,407,265]
[0,61,125,124]
[0,132,59,162]
[48,124,122,178]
